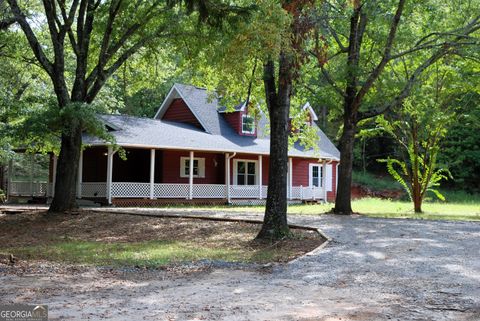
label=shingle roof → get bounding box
[84,84,340,160]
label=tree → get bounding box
[307,0,480,214]
[6,0,249,213]
[377,88,455,212]
[438,92,480,192]
[256,1,315,240]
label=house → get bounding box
[8,83,340,206]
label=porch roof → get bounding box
[83,114,340,161]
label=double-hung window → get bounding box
[180,157,205,178]
[242,115,255,134]
[235,160,256,185]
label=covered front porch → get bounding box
[79,146,330,205]
[6,146,331,205]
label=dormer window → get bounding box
[242,115,255,134]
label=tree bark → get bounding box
[256,55,292,240]
[333,112,356,214]
[48,123,82,213]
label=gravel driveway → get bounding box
[1,211,479,321]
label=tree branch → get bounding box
[0,16,15,29]
[318,60,345,98]
[6,0,53,76]
[354,0,406,107]
[358,46,451,121]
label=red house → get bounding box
[42,83,340,206]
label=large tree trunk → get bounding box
[48,123,82,213]
[256,55,292,240]
[333,112,357,215]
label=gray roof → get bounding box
[85,84,340,160]
[217,101,245,113]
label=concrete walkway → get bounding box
[1,208,479,320]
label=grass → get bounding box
[10,239,245,266]
[352,170,402,191]
[0,212,322,267]
[169,194,480,222]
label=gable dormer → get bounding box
[302,102,318,126]
[154,84,207,131]
[218,101,257,137]
[289,102,319,133]
[162,98,202,128]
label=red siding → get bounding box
[223,112,241,133]
[222,109,257,137]
[327,161,338,202]
[162,98,202,129]
[292,158,338,202]
[162,150,225,184]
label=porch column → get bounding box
[106,146,113,204]
[150,149,155,199]
[189,151,194,200]
[289,158,293,200]
[76,150,83,198]
[225,153,230,202]
[7,159,12,200]
[322,160,327,202]
[52,155,57,197]
[258,155,262,199]
[29,154,34,196]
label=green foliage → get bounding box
[375,64,458,211]
[378,157,451,202]
[352,170,401,192]
[12,101,115,155]
[438,92,480,192]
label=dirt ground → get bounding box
[1,208,479,321]
[0,210,322,265]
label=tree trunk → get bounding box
[256,55,291,240]
[333,114,356,215]
[413,195,422,213]
[48,123,82,213]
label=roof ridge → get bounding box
[175,82,210,91]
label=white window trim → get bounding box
[233,159,258,185]
[309,163,323,188]
[180,157,205,178]
[241,114,255,134]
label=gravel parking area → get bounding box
[1,210,479,321]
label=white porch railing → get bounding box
[91,182,325,200]
[7,181,326,201]
[81,182,107,198]
[292,186,325,200]
[8,181,49,197]
[154,183,189,198]
[112,182,150,198]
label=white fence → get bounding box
[84,182,326,201]
[8,181,50,197]
[8,181,326,201]
[81,182,107,198]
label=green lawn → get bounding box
[181,197,480,222]
[10,240,245,266]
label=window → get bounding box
[235,160,256,185]
[242,115,255,134]
[180,157,205,178]
[309,164,323,187]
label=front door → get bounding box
[309,164,322,187]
